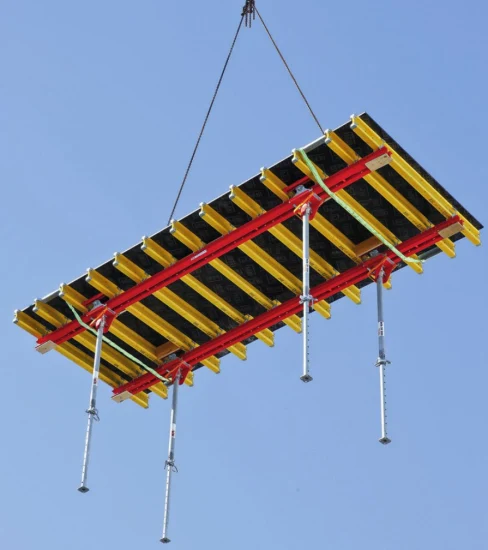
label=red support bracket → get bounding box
[293,191,324,220]
[36,146,390,349]
[158,360,192,386]
[113,216,462,399]
[87,304,117,333]
[368,256,397,284]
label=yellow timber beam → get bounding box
[351,115,481,246]
[292,150,424,275]
[325,130,456,258]
[259,168,393,290]
[86,268,213,378]
[113,253,247,361]
[14,310,149,408]
[228,185,361,304]
[33,300,168,400]
[168,214,302,333]
[140,237,274,347]
[175,212,331,320]
[156,341,180,361]
[355,236,382,258]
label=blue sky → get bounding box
[1,1,487,548]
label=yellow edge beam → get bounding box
[13,310,149,408]
[292,151,424,275]
[168,214,301,334]
[228,185,361,304]
[260,168,393,290]
[351,115,481,246]
[140,238,274,347]
[33,300,168,400]
[325,130,456,258]
[113,253,247,361]
[174,213,331,320]
[86,268,213,378]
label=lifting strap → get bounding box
[64,300,169,385]
[297,148,423,265]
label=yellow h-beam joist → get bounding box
[160,222,302,334]
[350,115,481,246]
[291,150,424,275]
[14,309,150,408]
[228,185,361,304]
[140,237,274,347]
[60,284,161,363]
[33,300,169,400]
[86,268,210,378]
[177,211,331,319]
[259,168,393,289]
[325,129,456,258]
[113,253,247,361]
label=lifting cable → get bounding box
[165,12,245,225]
[166,0,324,223]
[254,6,324,134]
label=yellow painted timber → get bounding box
[292,150,423,275]
[176,212,331,319]
[156,341,179,360]
[141,238,274,347]
[325,130,456,259]
[355,236,382,257]
[86,268,216,377]
[33,300,168,400]
[13,310,149,408]
[260,168,393,289]
[59,284,161,363]
[228,185,361,304]
[150,344,192,387]
[351,115,481,246]
[113,253,247,361]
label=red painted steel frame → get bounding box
[37,147,389,348]
[114,216,462,397]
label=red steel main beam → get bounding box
[37,147,389,348]
[113,216,462,398]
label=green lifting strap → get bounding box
[64,301,169,385]
[295,148,423,265]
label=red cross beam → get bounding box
[36,147,389,349]
[113,215,463,400]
